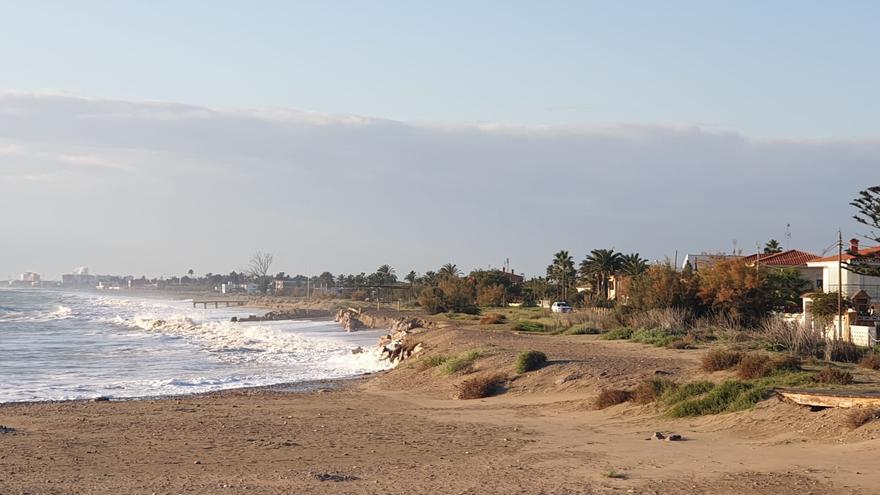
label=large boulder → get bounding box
[334,308,364,332]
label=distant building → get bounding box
[741,249,822,290]
[20,272,40,284]
[62,267,97,288]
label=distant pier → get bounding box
[192,300,247,309]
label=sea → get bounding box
[0,288,391,403]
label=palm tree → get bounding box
[438,263,461,279]
[546,250,576,300]
[405,270,417,285]
[579,249,623,300]
[619,253,649,278]
[374,265,396,284]
[764,239,783,254]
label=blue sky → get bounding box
[1,2,878,279]
[3,1,878,138]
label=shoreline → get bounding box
[0,373,379,408]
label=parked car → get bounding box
[551,301,572,313]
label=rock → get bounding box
[351,346,365,355]
[334,308,365,332]
[314,473,359,482]
[92,396,110,403]
[652,432,666,440]
[555,372,582,385]
[0,425,15,434]
[666,434,683,441]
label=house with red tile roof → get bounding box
[806,239,880,300]
[742,249,823,291]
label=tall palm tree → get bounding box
[438,263,461,279]
[546,250,576,300]
[620,253,649,278]
[405,270,417,285]
[374,265,396,284]
[579,249,623,300]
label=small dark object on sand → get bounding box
[0,425,15,434]
[651,432,665,440]
[666,434,683,441]
[314,473,359,482]
[92,396,110,402]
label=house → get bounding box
[742,249,822,290]
[805,239,880,299]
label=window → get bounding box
[816,279,823,289]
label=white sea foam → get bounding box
[0,290,392,403]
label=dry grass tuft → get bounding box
[815,366,854,385]
[846,407,880,429]
[479,313,506,325]
[455,373,507,400]
[632,377,677,405]
[701,348,744,372]
[736,353,772,379]
[860,354,880,370]
[594,389,633,409]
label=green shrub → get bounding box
[600,327,634,340]
[564,324,603,335]
[630,328,683,347]
[424,355,449,368]
[667,380,755,417]
[514,321,547,332]
[632,377,677,404]
[441,350,483,375]
[515,350,547,373]
[662,380,714,405]
[701,349,744,372]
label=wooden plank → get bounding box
[777,388,880,409]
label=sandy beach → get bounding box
[3,323,880,495]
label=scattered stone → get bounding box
[666,434,683,442]
[314,473,359,482]
[0,425,15,434]
[351,346,365,355]
[194,460,202,464]
[92,396,110,403]
[652,432,666,440]
[555,372,582,385]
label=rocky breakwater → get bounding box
[378,317,431,365]
[334,308,366,332]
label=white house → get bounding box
[805,240,880,300]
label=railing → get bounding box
[827,284,880,300]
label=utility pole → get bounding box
[837,230,843,342]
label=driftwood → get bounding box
[777,388,880,409]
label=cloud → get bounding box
[0,92,877,279]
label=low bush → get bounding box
[456,373,507,400]
[662,381,714,405]
[736,354,772,379]
[515,350,547,373]
[860,354,880,370]
[479,313,506,325]
[600,327,634,340]
[701,349,744,372]
[814,366,854,385]
[630,328,684,347]
[423,355,449,368]
[667,380,758,417]
[632,377,677,404]
[514,321,547,333]
[845,407,880,429]
[827,340,866,363]
[564,324,603,335]
[594,389,632,409]
[666,338,694,349]
[441,350,483,375]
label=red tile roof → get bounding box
[810,246,880,263]
[742,249,819,266]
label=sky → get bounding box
[1,1,878,279]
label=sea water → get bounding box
[0,288,390,403]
